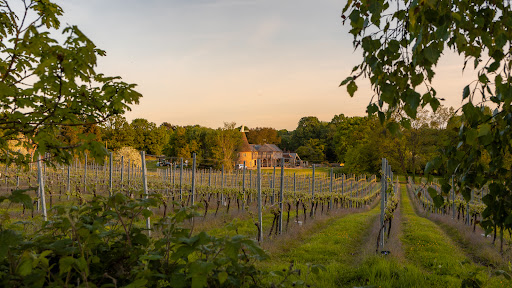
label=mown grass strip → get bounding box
[337,185,510,288]
[261,205,380,287]
[400,184,509,288]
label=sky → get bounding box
[56,0,476,130]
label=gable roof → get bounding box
[251,144,282,153]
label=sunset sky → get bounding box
[58,0,477,130]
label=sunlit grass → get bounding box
[401,184,509,288]
[260,205,380,287]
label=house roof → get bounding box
[239,132,253,152]
[283,152,302,160]
[251,144,282,152]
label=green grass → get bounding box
[202,205,321,239]
[261,205,380,287]
[399,184,508,288]
[327,185,510,288]
[259,167,333,176]
[339,256,458,288]
[257,185,510,287]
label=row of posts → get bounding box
[33,153,374,242]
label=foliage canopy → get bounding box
[0,0,141,165]
[342,0,512,238]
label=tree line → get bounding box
[53,105,455,175]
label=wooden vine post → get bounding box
[208,167,212,187]
[191,153,196,206]
[329,168,333,209]
[37,154,47,221]
[452,176,455,220]
[278,157,284,234]
[120,155,124,188]
[311,164,316,215]
[67,165,70,200]
[141,151,151,236]
[242,161,246,210]
[380,158,387,248]
[128,158,131,188]
[293,172,296,198]
[257,159,263,242]
[109,152,113,196]
[84,154,87,194]
[272,165,276,204]
[4,151,8,187]
[221,164,224,204]
[179,158,183,200]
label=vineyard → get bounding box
[0,152,386,287]
[0,153,380,237]
[1,0,511,286]
[1,154,510,287]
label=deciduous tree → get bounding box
[247,127,281,145]
[0,0,141,165]
[342,0,512,243]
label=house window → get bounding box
[243,153,246,157]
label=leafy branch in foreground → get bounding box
[0,0,142,166]
[342,0,512,249]
[0,191,324,287]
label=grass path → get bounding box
[335,184,510,287]
[263,184,510,287]
[407,183,511,270]
[262,203,381,287]
[397,184,507,287]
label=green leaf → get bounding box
[411,73,424,87]
[59,256,75,275]
[478,124,491,138]
[339,76,353,87]
[18,257,33,276]
[378,111,385,124]
[347,81,358,97]
[388,40,400,53]
[424,157,441,175]
[400,118,411,129]
[487,61,500,72]
[405,90,421,118]
[451,12,461,22]
[406,90,421,110]
[367,103,378,115]
[386,122,400,135]
[218,271,228,284]
[478,73,489,84]
[270,270,285,277]
[428,187,438,199]
[141,209,152,218]
[0,230,22,261]
[76,256,87,272]
[423,44,441,64]
[462,85,470,100]
[465,129,478,145]
[433,195,445,208]
[190,261,215,288]
[430,97,440,112]
[381,84,395,104]
[9,189,34,209]
[123,279,148,288]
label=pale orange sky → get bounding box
[59,0,478,130]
